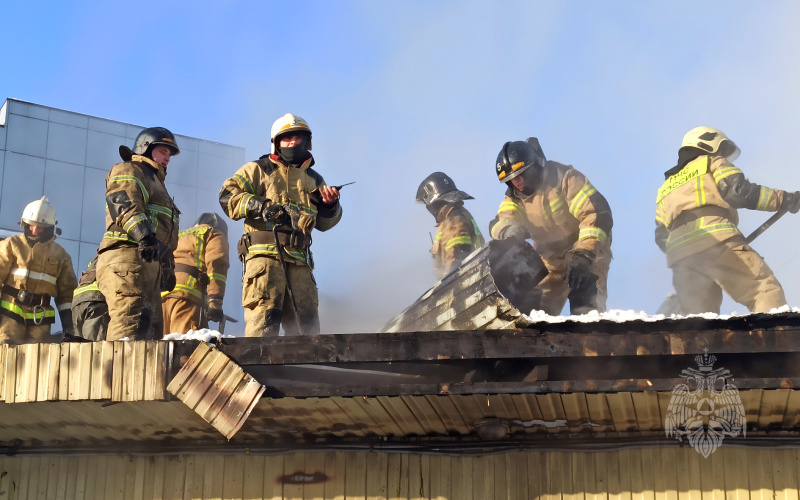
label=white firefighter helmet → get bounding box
[270,113,312,154]
[681,126,740,162]
[21,196,57,227]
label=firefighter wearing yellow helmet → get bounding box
[219,113,342,336]
[0,197,78,344]
[95,127,181,340]
[489,137,613,315]
[655,126,800,314]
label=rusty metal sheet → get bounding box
[166,342,265,440]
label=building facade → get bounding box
[0,98,246,334]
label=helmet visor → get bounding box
[720,140,740,162]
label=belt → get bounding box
[1,284,51,307]
[238,230,310,257]
[174,263,210,287]
[671,206,733,230]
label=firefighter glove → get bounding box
[262,204,291,227]
[501,225,529,241]
[565,250,596,291]
[207,306,224,323]
[138,234,161,262]
[782,191,800,214]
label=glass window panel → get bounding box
[44,160,85,241]
[78,242,100,273]
[80,168,108,244]
[194,189,225,222]
[49,109,88,128]
[126,125,143,142]
[86,130,125,170]
[46,122,87,165]
[0,152,45,230]
[5,115,48,157]
[175,135,198,152]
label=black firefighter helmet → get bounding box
[194,212,229,238]
[416,172,474,207]
[119,127,181,161]
[495,138,546,183]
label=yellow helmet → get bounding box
[270,113,312,154]
[681,126,740,162]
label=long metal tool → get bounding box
[657,209,789,315]
[272,225,303,335]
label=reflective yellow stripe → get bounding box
[666,220,739,252]
[123,213,148,232]
[109,176,149,203]
[549,196,566,212]
[103,231,136,243]
[73,283,101,298]
[656,157,709,203]
[578,227,607,241]
[569,182,597,216]
[173,284,204,299]
[434,232,443,241]
[712,166,742,182]
[247,244,308,262]
[209,273,226,282]
[695,175,706,207]
[235,174,255,194]
[498,200,524,215]
[756,186,773,211]
[445,236,473,250]
[146,203,174,218]
[1,300,55,321]
[238,194,254,218]
[470,219,485,248]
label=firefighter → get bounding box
[96,127,180,341]
[0,197,78,344]
[72,258,109,341]
[162,213,230,335]
[416,172,485,280]
[490,138,613,315]
[219,113,342,336]
[655,126,800,314]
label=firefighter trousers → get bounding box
[671,237,786,314]
[0,316,53,344]
[242,256,320,337]
[537,242,612,316]
[162,297,205,336]
[72,300,109,342]
[96,246,163,341]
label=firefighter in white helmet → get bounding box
[219,113,342,336]
[0,197,78,344]
[655,126,800,314]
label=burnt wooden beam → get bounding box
[216,321,800,366]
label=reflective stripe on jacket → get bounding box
[490,161,613,259]
[654,155,787,265]
[219,154,342,264]
[431,204,485,280]
[163,224,230,305]
[0,234,78,323]
[99,155,180,252]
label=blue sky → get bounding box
[3,1,800,332]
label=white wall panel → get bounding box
[89,116,127,136]
[44,160,85,241]
[166,183,197,231]
[5,115,48,157]
[46,122,87,165]
[80,168,108,244]
[49,108,88,128]
[86,129,124,170]
[8,99,49,120]
[0,152,46,230]
[166,148,198,187]
[0,120,6,149]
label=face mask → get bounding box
[278,143,311,166]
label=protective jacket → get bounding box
[655,155,787,266]
[490,161,613,260]
[164,224,230,306]
[0,234,77,328]
[431,203,484,280]
[219,154,342,265]
[99,154,180,253]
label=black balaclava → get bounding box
[23,224,54,246]
[277,131,312,166]
[664,147,708,179]
[509,166,540,197]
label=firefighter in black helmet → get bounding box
[96,127,181,340]
[489,138,613,315]
[416,172,485,280]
